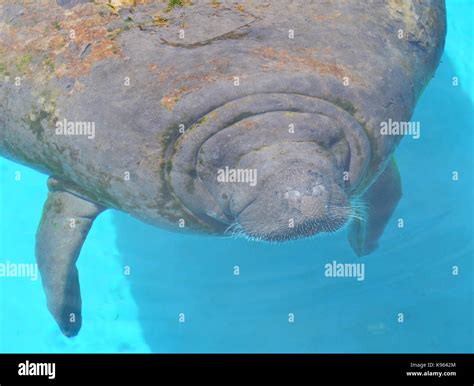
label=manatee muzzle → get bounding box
[168,93,370,240]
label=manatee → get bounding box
[0,0,446,336]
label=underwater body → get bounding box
[0,0,473,353]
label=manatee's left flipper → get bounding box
[36,179,105,337]
[348,158,402,257]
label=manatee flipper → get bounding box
[348,158,402,257]
[36,177,105,337]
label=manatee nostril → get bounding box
[284,190,301,203]
[221,193,229,200]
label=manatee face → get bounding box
[171,98,357,241]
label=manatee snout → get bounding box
[232,161,350,241]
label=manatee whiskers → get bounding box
[349,197,369,211]
[228,193,366,243]
[346,198,369,224]
[240,216,348,243]
[224,221,246,238]
[225,221,267,243]
[330,203,367,225]
[230,199,351,243]
[347,213,367,223]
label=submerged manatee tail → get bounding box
[36,177,104,337]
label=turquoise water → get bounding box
[0,1,472,353]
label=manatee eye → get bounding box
[221,193,229,200]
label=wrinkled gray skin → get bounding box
[0,0,446,336]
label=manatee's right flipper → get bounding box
[36,178,105,337]
[348,158,402,257]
